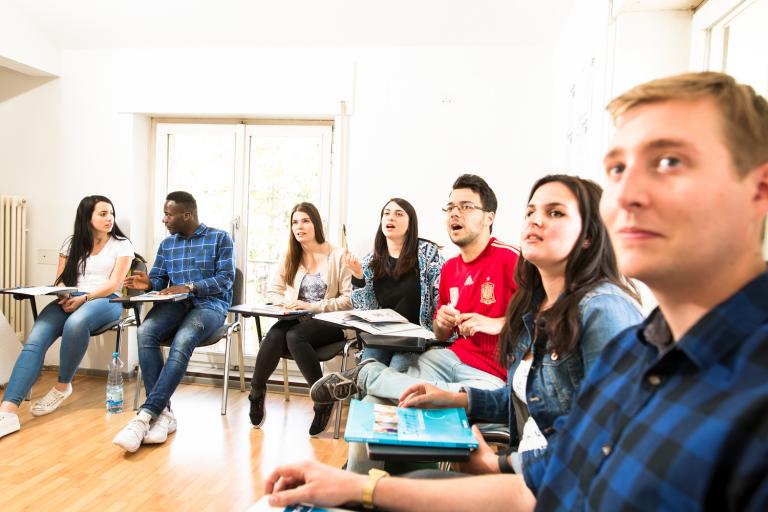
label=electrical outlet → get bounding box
[38,249,59,265]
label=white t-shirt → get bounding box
[512,356,549,453]
[60,237,134,294]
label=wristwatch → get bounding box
[185,282,196,295]
[362,468,389,509]
[498,451,515,474]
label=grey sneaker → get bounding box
[30,384,72,416]
[143,409,177,444]
[309,358,377,404]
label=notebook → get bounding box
[314,309,435,338]
[344,399,478,449]
[0,286,78,296]
[129,291,189,302]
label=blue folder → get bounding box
[344,399,478,449]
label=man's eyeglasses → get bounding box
[442,202,485,214]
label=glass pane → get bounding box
[723,0,768,256]
[166,130,237,237]
[243,129,328,356]
[163,127,237,354]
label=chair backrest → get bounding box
[231,267,244,307]
[126,254,148,299]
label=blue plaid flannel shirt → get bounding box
[527,271,768,511]
[148,223,234,315]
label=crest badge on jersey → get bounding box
[480,281,496,304]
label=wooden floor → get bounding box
[0,372,349,512]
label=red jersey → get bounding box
[437,237,519,379]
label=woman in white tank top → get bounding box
[0,195,134,439]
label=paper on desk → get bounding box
[0,286,77,296]
[246,496,352,512]
[314,311,434,338]
[129,291,189,302]
[244,304,311,315]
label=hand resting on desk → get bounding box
[399,382,467,410]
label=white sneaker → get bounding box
[30,384,73,416]
[144,409,177,444]
[0,412,21,439]
[112,411,152,452]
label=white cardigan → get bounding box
[266,244,352,313]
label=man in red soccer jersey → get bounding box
[311,174,519,471]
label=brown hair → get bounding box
[371,198,419,280]
[283,202,326,284]
[499,175,639,365]
[607,71,768,176]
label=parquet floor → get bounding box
[0,372,348,511]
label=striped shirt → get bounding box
[148,223,234,315]
[526,271,768,511]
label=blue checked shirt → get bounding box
[527,271,768,511]
[148,224,234,315]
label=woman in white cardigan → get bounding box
[249,202,352,436]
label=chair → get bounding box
[133,268,245,415]
[90,254,147,355]
[252,316,358,439]
[12,254,147,401]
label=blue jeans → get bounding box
[359,348,505,401]
[2,296,121,405]
[361,346,418,373]
[138,301,225,416]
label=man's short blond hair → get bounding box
[607,71,768,176]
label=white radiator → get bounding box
[0,196,27,339]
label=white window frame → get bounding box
[150,118,340,380]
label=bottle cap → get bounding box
[112,351,119,357]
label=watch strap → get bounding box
[362,469,389,509]
[498,451,515,474]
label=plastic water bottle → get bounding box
[106,351,124,414]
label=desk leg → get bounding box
[237,314,245,392]
[29,297,39,321]
[282,359,290,401]
[28,297,38,401]
[255,317,262,342]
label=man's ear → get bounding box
[751,161,768,216]
[485,211,495,228]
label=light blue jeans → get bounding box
[358,348,505,401]
[361,346,419,373]
[2,296,121,405]
[137,301,225,417]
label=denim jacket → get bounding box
[466,282,643,472]
[351,239,443,330]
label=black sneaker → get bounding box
[309,358,377,404]
[249,390,266,428]
[309,403,334,436]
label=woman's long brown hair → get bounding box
[499,175,639,365]
[283,202,326,284]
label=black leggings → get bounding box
[250,318,344,393]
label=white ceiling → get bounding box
[8,0,577,49]
[616,0,703,11]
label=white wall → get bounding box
[0,1,712,369]
[0,1,60,76]
[0,43,561,371]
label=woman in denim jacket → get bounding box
[400,174,643,478]
[344,198,443,370]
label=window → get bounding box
[693,0,768,256]
[153,120,336,373]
